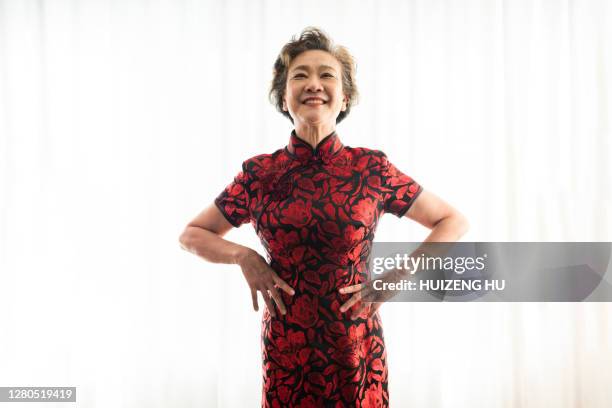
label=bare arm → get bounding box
[404,190,469,242]
[339,190,469,317]
[178,203,294,317]
[178,203,249,265]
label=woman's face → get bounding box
[283,50,348,128]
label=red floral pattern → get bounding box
[215,131,422,407]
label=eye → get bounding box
[293,73,306,78]
[322,73,334,78]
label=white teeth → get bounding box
[304,100,324,105]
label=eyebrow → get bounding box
[290,64,338,73]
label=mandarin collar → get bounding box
[285,130,344,164]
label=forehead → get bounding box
[288,50,342,71]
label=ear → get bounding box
[341,95,348,111]
[282,97,288,112]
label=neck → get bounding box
[293,122,336,149]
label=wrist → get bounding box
[234,246,254,266]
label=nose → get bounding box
[305,76,323,93]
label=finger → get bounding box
[251,289,259,312]
[261,289,276,317]
[268,286,286,315]
[339,283,366,294]
[271,272,295,296]
[367,303,382,318]
[339,293,361,313]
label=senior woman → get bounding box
[179,27,468,407]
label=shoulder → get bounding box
[240,147,291,179]
[343,146,386,158]
[342,146,389,169]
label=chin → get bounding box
[300,114,331,125]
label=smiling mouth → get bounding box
[303,99,326,105]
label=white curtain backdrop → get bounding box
[1,0,611,407]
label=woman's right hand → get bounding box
[236,248,295,317]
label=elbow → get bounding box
[434,211,469,240]
[455,212,469,239]
[179,226,194,251]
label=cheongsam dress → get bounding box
[215,130,422,407]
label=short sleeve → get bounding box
[380,153,423,218]
[214,162,251,227]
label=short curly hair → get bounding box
[269,27,359,124]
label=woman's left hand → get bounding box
[338,269,405,320]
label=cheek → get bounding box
[286,88,300,106]
[332,87,345,104]
[332,94,345,109]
